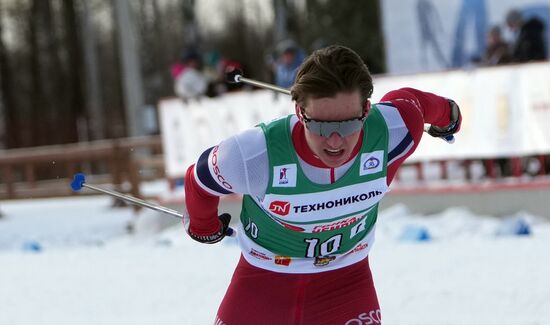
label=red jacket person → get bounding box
[184,45,461,325]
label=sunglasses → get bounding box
[299,107,366,138]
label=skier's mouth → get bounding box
[324,148,344,157]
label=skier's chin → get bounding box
[320,149,347,167]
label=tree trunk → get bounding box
[151,0,172,100]
[81,0,105,140]
[0,1,18,148]
[29,0,45,147]
[41,0,70,144]
[62,0,85,143]
[29,0,77,146]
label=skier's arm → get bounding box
[379,88,461,184]
[184,164,222,238]
[184,128,268,242]
[382,87,461,127]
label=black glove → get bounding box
[426,99,461,139]
[225,67,243,84]
[187,213,232,244]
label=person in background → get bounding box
[479,25,512,177]
[273,40,305,89]
[506,9,547,62]
[182,45,462,324]
[481,25,512,65]
[220,58,245,93]
[203,51,245,96]
[173,49,208,100]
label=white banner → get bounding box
[159,62,550,178]
[371,61,550,160]
[381,0,550,74]
[159,91,294,177]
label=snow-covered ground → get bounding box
[1,195,549,325]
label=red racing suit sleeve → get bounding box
[184,164,221,236]
[183,128,268,238]
[380,87,458,184]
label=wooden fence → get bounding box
[0,136,163,200]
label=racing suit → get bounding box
[185,88,457,324]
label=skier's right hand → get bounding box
[185,213,233,244]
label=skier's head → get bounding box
[291,45,372,168]
[290,45,373,108]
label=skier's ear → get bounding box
[363,100,371,117]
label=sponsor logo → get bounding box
[292,191,383,214]
[249,249,272,261]
[344,309,382,325]
[211,146,233,190]
[272,164,297,187]
[360,151,384,176]
[313,256,336,267]
[279,167,289,184]
[269,201,291,216]
[363,157,380,170]
[312,216,360,233]
[274,256,291,266]
[343,242,369,256]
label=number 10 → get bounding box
[304,234,342,257]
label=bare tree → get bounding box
[0,0,387,150]
[138,0,175,104]
[300,0,386,73]
[28,0,47,146]
[28,0,80,146]
[0,0,18,148]
[62,0,85,141]
[81,0,105,140]
[201,0,272,81]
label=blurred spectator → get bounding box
[481,25,512,65]
[220,58,245,93]
[273,40,305,88]
[478,26,511,177]
[506,9,548,62]
[203,51,223,96]
[172,49,208,100]
[203,51,245,96]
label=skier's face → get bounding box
[297,91,369,168]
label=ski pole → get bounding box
[70,173,235,236]
[225,68,455,144]
[226,68,290,95]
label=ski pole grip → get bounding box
[225,67,243,84]
[71,173,87,192]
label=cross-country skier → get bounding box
[183,45,461,324]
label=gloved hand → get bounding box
[186,213,233,244]
[426,99,462,140]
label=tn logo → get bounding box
[269,201,290,216]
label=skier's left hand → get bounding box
[426,99,461,143]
